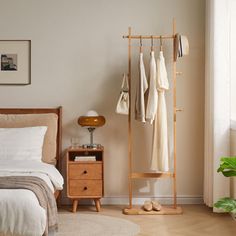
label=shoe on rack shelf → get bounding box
[143,200,152,211]
[152,200,162,211]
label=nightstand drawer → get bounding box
[68,163,102,180]
[69,180,102,196]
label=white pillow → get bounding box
[0,126,47,162]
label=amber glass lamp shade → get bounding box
[78,116,105,127]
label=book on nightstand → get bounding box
[74,156,96,161]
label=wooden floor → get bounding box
[59,204,236,236]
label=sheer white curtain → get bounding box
[204,0,231,209]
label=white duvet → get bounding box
[0,161,64,236]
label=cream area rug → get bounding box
[57,213,140,236]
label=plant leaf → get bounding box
[214,197,236,212]
[217,157,236,177]
[221,170,236,177]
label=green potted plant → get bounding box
[214,157,236,219]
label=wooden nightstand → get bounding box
[66,146,104,213]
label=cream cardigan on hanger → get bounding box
[151,51,169,172]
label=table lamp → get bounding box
[78,110,106,149]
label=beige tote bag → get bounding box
[116,73,129,115]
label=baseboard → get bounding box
[100,195,203,205]
[61,195,203,205]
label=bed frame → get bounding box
[0,107,62,199]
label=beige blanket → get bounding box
[0,176,58,236]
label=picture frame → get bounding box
[0,40,31,85]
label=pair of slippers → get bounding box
[143,200,162,211]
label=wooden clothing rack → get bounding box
[122,19,183,215]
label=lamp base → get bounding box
[81,143,102,149]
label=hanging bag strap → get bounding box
[121,73,129,92]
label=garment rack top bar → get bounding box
[122,35,174,39]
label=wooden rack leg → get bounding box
[128,26,133,209]
[173,18,177,209]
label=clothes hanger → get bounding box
[151,35,154,51]
[139,35,143,53]
[160,35,163,51]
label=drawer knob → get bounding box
[83,170,87,174]
[84,186,88,190]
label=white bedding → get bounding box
[0,161,64,236]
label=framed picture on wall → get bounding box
[0,40,31,85]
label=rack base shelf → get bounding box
[131,172,174,179]
[123,206,183,215]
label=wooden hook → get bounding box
[176,71,183,76]
[176,108,183,112]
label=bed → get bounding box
[0,107,63,236]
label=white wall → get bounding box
[0,0,205,204]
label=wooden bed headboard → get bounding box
[0,107,62,171]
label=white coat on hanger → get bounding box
[151,51,169,172]
[135,52,148,122]
[146,50,158,124]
